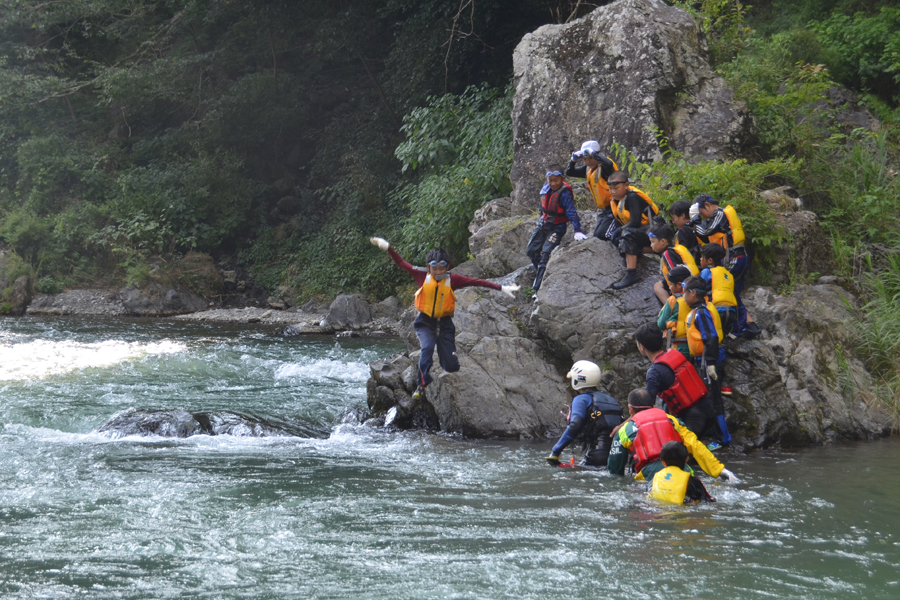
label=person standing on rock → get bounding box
[656,266,693,359]
[607,388,739,483]
[634,323,715,439]
[608,171,660,290]
[370,237,519,400]
[690,194,760,338]
[545,360,623,468]
[525,164,588,294]
[565,141,619,241]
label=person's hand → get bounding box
[545,454,561,467]
[719,468,740,483]
[500,284,520,298]
[706,365,718,381]
[573,232,588,241]
[370,237,390,251]
[570,150,583,162]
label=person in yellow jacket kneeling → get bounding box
[649,441,717,504]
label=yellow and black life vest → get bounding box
[707,266,737,307]
[611,186,659,226]
[723,205,745,247]
[663,294,690,345]
[649,465,691,504]
[661,244,699,278]
[685,301,724,358]
[414,275,455,318]
[586,159,618,209]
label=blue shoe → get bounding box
[707,441,723,451]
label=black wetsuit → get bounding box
[618,190,652,255]
[566,157,618,241]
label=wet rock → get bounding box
[27,289,126,316]
[322,294,371,329]
[97,408,318,438]
[510,0,752,205]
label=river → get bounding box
[0,317,898,599]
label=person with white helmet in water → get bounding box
[566,140,619,241]
[545,360,624,467]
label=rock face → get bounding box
[510,0,752,205]
[322,294,372,329]
[27,290,126,316]
[0,250,34,315]
[120,283,208,316]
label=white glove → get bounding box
[573,232,588,241]
[570,150,583,161]
[370,237,390,251]
[500,284,520,298]
[706,365,718,381]
[719,468,740,483]
[690,203,700,221]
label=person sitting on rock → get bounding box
[608,171,660,290]
[634,323,715,439]
[682,275,731,446]
[607,387,739,483]
[656,266,693,359]
[690,194,760,338]
[526,164,587,293]
[649,223,699,304]
[649,441,716,504]
[668,200,702,264]
[370,238,519,399]
[565,140,619,241]
[545,360,623,468]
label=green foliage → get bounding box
[670,0,751,65]
[393,85,513,260]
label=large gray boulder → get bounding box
[510,0,752,204]
[322,293,372,329]
[120,283,208,316]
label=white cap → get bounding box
[580,140,601,156]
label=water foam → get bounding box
[0,339,187,381]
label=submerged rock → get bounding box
[97,408,320,438]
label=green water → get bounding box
[1,317,898,599]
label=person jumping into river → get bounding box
[545,360,623,468]
[370,237,519,400]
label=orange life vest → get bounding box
[414,274,455,318]
[685,301,724,358]
[611,186,659,226]
[586,160,618,209]
[661,244,700,277]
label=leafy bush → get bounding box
[393,84,513,260]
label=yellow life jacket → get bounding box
[586,159,618,210]
[723,205,745,247]
[664,294,690,344]
[649,465,691,504]
[661,244,700,278]
[611,186,659,226]
[708,266,737,307]
[685,301,724,358]
[414,275,455,318]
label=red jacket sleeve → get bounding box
[449,273,501,291]
[387,247,427,287]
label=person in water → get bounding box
[545,360,623,468]
[565,140,618,242]
[607,388,739,483]
[648,440,716,504]
[634,323,715,439]
[370,237,519,399]
[607,170,660,290]
[526,164,587,294]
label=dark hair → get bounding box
[682,276,708,296]
[693,193,717,206]
[660,440,689,468]
[426,248,451,265]
[650,224,675,244]
[634,323,664,352]
[666,265,692,285]
[700,242,726,266]
[547,163,565,174]
[608,170,629,184]
[669,200,692,218]
[627,388,655,409]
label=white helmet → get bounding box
[580,140,601,159]
[567,360,601,390]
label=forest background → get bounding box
[0,0,899,403]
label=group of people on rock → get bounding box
[369,138,756,505]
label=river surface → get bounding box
[1,317,898,599]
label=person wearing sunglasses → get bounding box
[565,140,619,242]
[525,164,587,294]
[370,237,519,400]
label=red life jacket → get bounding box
[630,408,682,474]
[653,349,708,414]
[541,182,573,225]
